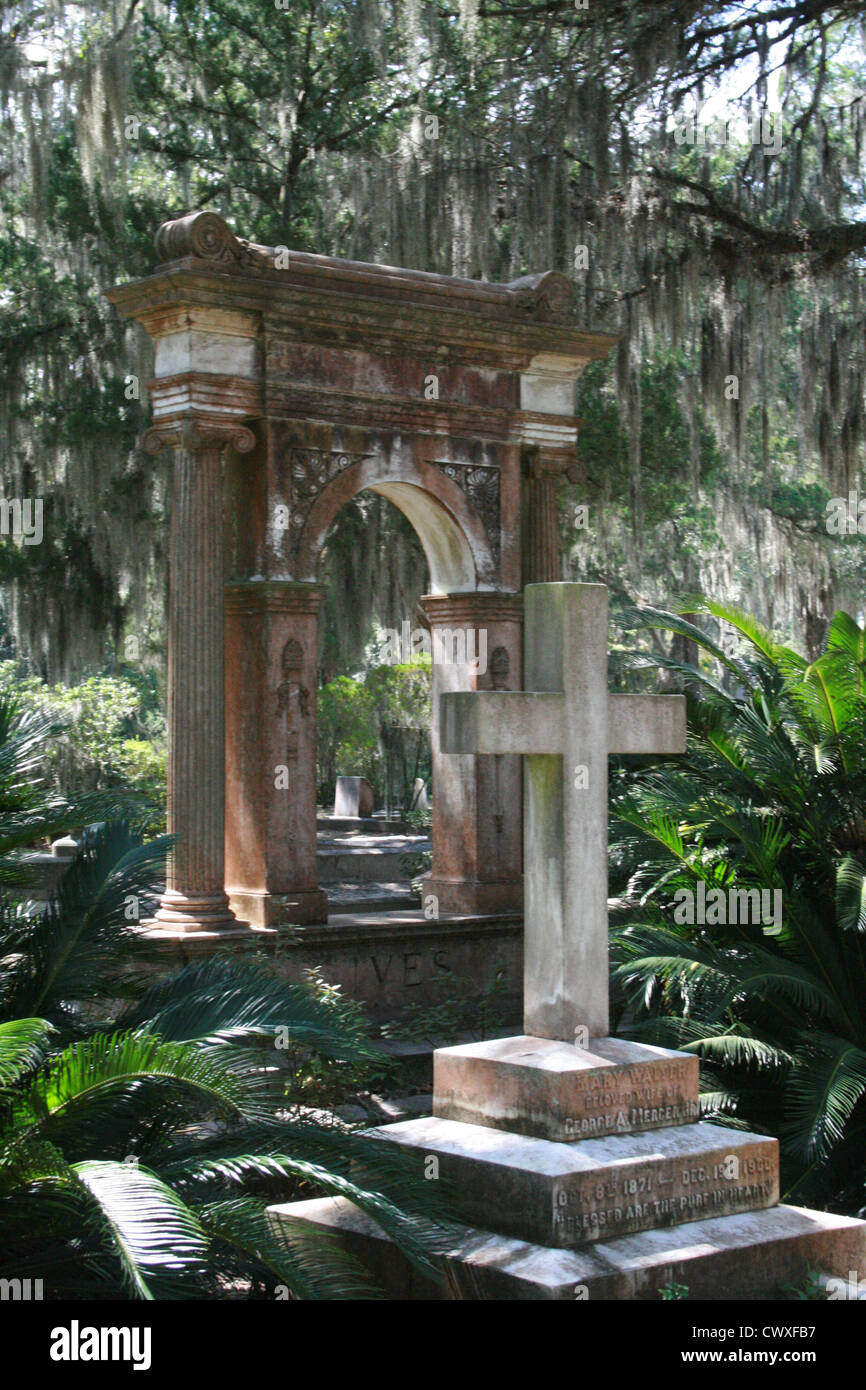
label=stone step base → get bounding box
[317,816,411,833]
[362,1116,778,1247]
[268,1197,866,1301]
[434,1034,699,1141]
[316,838,430,884]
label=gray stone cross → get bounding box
[440,583,686,1041]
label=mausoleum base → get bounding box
[227,886,329,927]
[131,908,522,1024]
[267,1031,866,1299]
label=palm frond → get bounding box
[783,1036,866,1163]
[73,1160,209,1298]
[117,958,377,1062]
[199,1196,385,1300]
[0,1017,54,1088]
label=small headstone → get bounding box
[334,776,374,819]
[51,836,79,859]
[409,777,428,813]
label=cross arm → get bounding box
[440,691,565,755]
[608,694,687,755]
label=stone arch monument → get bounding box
[109,213,614,932]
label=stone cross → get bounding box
[440,583,686,1041]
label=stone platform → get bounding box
[362,1116,778,1247]
[268,1033,866,1299]
[133,908,522,1025]
[315,828,430,884]
[273,1196,866,1301]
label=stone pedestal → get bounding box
[269,1032,866,1299]
[422,593,523,916]
[145,418,255,932]
[225,580,328,926]
[433,1035,699,1141]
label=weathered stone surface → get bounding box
[109,215,617,931]
[133,909,522,1025]
[422,591,523,917]
[145,421,255,932]
[316,830,429,883]
[434,1034,699,1141]
[363,1116,777,1247]
[268,1197,866,1301]
[440,584,686,1039]
[334,776,375,819]
[225,580,328,928]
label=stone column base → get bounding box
[424,875,522,916]
[228,887,329,927]
[151,889,245,933]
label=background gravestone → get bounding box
[334,776,374,819]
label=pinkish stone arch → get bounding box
[108,211,613,932]
[294,453,497,592]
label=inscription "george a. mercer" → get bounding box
[564,1100,700,1137]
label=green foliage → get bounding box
[317,675,380,803]
[784,1270,830,1301]
[402,847,433,896]
[0,662,165,830]
[658,1281,689,1301]
[280,969,395,1111]
[0,699,453,1298]
[317,662,431,812]
[368,661,432,816]
[610,600,866,1213]
[379,969,512,1045]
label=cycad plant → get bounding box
[0,694,449,1298]
[610,599,866,1214]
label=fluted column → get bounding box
[144,416,255,931]
[521,448,582,585]
[422,591,523,916]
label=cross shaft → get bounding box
[440,583,686,1040]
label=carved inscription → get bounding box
[363,948,452,991]
[552,1150,776,1242]
[562,1061,699,1137]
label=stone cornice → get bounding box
[265,383,515,438]
[108,213,617,370]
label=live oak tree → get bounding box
[1,0,864,675]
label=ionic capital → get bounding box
[521,443,583,486]
[143,415,256,457]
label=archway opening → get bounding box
[317,489,433,824]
